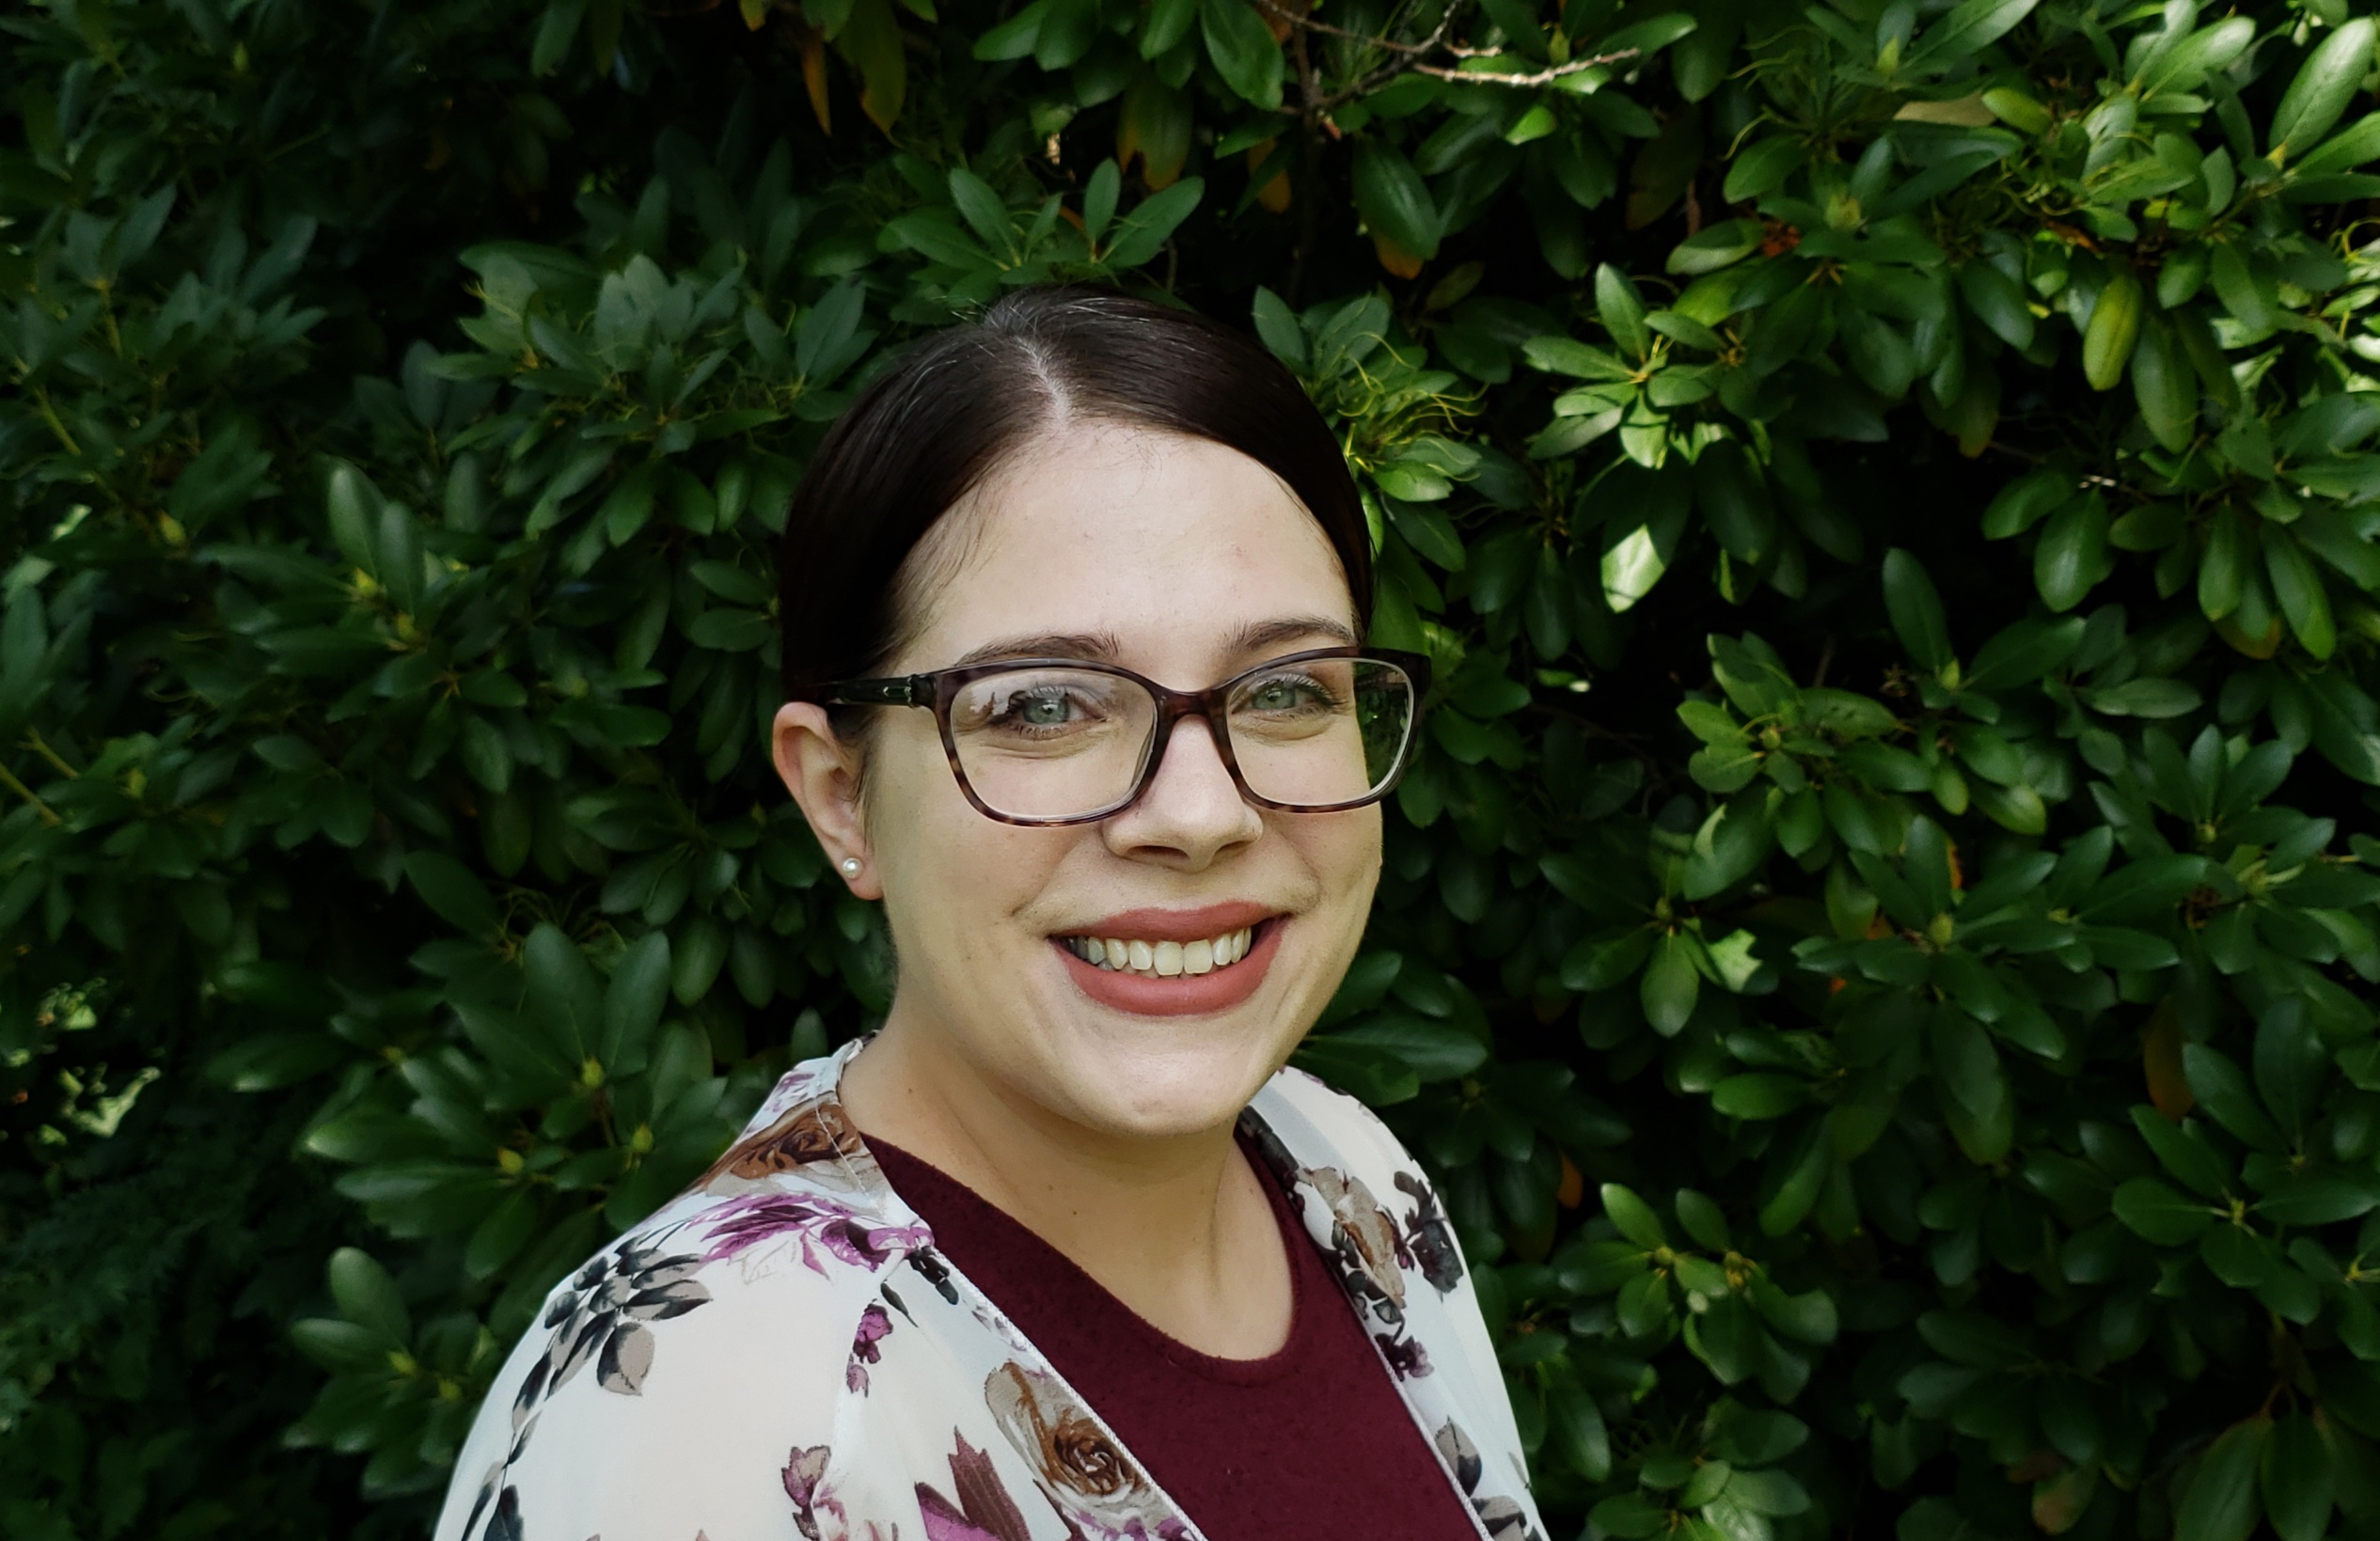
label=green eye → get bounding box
[1017,694,1071,725]
[1245,674,1334,714]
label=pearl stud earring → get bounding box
[840,857,862,877]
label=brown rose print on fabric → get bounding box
[916,1431,1035,1541]
[1237,1115,1458,1379]
[1240,1109,1466,1300]
[1304,1165,1408,1312]
[1433,1420,1542,1541]
[983,1361,1184,1540]
[695,1094,867,1190]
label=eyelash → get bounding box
[1240,672,1340,708]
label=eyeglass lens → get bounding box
[945,658,1416,821]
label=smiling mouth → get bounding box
[1059,922,1266,980]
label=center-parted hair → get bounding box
[777,286,1373,702]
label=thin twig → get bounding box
[0,763,59,826]
[1250,0,1641,106]
[31,386,81,458]
[1316,46,1641,107]
[1253,0,1457,55]
[1403,49,1638,86]
[25,733,79,780]
[1290,24,1323,306]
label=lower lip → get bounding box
[1052,921,1285,1017]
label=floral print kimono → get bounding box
[434,1039,1546,1541]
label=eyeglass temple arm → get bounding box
[822,677,928,707]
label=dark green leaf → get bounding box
[2111,1175,2217,1244]
[1882,549,1953,671]
[2177,1418,2270,1541]
[1199,0,1285,110]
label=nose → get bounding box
[1102,715,1262,870]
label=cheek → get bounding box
[1292,808,1384,908]
[866,748,1067,929]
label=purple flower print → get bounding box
[846,1302,893,1393]
[784,1443,834,1540]
[1376,1331,1433,1380]
[916,1432,1034,1541]
[699,1191,932,1276]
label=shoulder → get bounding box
[437,1203,888,1541]
[436,1061,933,1541]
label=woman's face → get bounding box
[784,422,1381,1141]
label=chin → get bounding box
[1052,1015,1299,1140]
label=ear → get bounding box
[773,701,881,900]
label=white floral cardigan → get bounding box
[434,1039,1547,1541]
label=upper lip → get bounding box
[1056,902,1280,943]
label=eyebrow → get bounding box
[1233,615,1360,653]
[948,632,1126,668]
[944,616,1360,671]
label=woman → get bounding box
[435,288,1543,1541]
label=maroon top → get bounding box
[868,1134,1482,1541]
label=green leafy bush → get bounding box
[6,0,2380,1537]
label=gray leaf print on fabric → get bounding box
[1394,1171,1466,1295]
[535,1240,712,1403]
[458,1476,524,1541]
[598,1321,655,1394]
[456,1242,715,1541]
[1433,1421,1542,1541]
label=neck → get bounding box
[836,1014,1291,1359]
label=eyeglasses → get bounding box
[815,647,1430,826]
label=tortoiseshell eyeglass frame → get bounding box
[806,646,1432,827]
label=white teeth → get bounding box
[1063,924,1264,978]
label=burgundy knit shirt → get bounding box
[867,1134,1482,1541]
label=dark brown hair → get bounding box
[777,286,1372,701]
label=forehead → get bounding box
[893,422,1356,668]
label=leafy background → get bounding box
[5,0,2380,1537]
